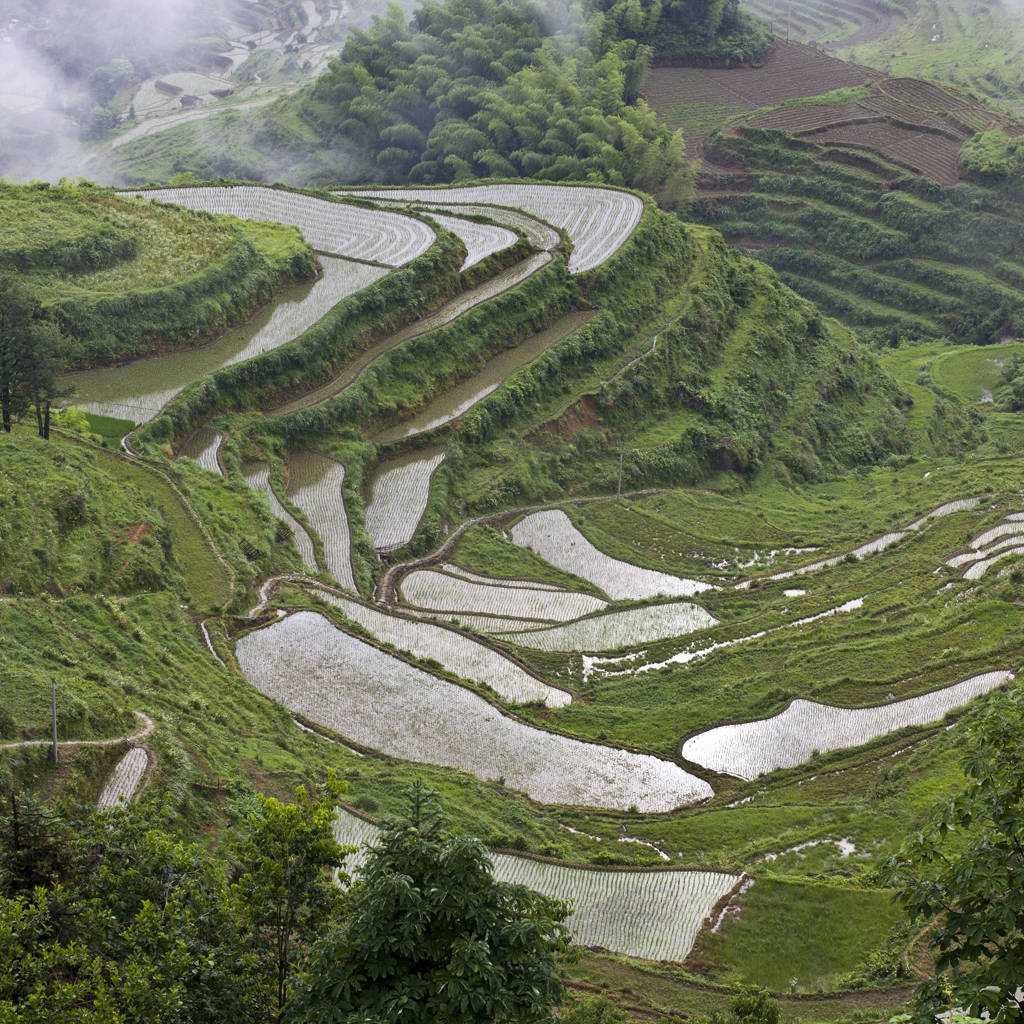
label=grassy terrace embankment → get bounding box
[2,181,316,369]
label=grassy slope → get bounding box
[5,175,1020,1014]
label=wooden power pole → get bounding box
[51,679,58,765]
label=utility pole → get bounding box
[617,451,624,502]
[51,679,58,765]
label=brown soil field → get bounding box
[644,39,881,147]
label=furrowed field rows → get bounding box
[310,586,571,707]
[427,213,518,270]
[270,252,555,416]
[963,546,1024,579]
[236,612,713,810]
[373,310,599,443]
[286,451,356,591]
[497,602,720,653]
[69,256,383,423]
[420,612,567,634]
[511,510,715,600]
[750,497,983,585]
[682,671,1014,779]
[129,186,435,265]
[399,569,606,621]
[948,535,1024,568]
[442,564,565,590]
[364,449,446,554]
[588,599,866,678]
[97,747,149,809]
[337,184,644,273]
[241,461,318,573]
[408,203,562,251]
[332,808,738,962]
[178,428,224,475]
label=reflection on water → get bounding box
[64,257,387,424]
[374,309,598,443]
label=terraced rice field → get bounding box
[338,184,644,273]
[364,449,445,554]
[399,569,606,621]
[332,808,738,961]
[178,428,224,475]
[285,451,356,590]
[236,611,713,810]
[427,213,518,270]
[963,546,1024,579]
[241,461,318,573]
[270,252,554,417]
[590,598,865,677]
[497,601,720,653]
[682,671,1013,779]
[97,747,149,808]
[311,586,571,707]
[742,0,904,48]
[68,256,381,424]
[373,310,598,443]
[511,510,715,600]
[130,185,435,265]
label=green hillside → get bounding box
[1,181,315,368]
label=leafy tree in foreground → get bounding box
[881,685,1024,1023]
[287,783,573,1024]
[232,775,351,1021]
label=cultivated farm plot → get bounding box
[364,449,445,554]
[681,671,1013,780]
[97,747,149,808]
[963,546,1024,579]
[498,601,719,653]
[129,186,435,264]
[399,569,606,621]
[510,510,715,600]
[311,586,571,707]
[69,255,380,424]
[337,184,644,273]
[241,461,318,573]
[178,428,224,475]
[427,213,518,270]
[332,808,738,962]
[236,612,713,810]
[286,451,356,591]
[269,253,554,417]
[589,599,865,678]
[373,309,598,443]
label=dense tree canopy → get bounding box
[881,685,1024,1023]
[0,275,71,438]
[301,0,719,202]
[287,785,573,1024]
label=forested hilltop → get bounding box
[107,0,769,192]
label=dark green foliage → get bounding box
[0,275,71,437]
[303,0,692,201]
[287,785,572,1024]
[881,685,1024,1023]
[693,129,1024,346]
[959,130,1024,187]
[0,182,137,274]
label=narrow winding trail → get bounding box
[0,711,154,752]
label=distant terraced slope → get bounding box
[647,43,1024,348]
